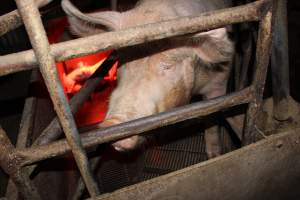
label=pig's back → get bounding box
[125,0,232,27]
[135,0,231,14]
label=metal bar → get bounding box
[88,127,300,200]
[0,1,274,198]
[16,97,37,148]
[0,127,41,200]
[15,87,253,166]
[72,156,103,200]
[0,0,269,77]
[243,1,274,144]
[271,0,290,121]
[111,0,118,11]
[14,0,99,197]
[239,33,253,90]
[33,52,117,146]
[5,96,37,200]
[0,0,53,36]
[23,52,116,178]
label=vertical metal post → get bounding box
[243,1,274,144]
[0,127,41,200]
[111,0,118,11]
[271,0,290,121]
[14,0,99,197]
[5,94,37,200]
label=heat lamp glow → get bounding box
[47,18,117,127]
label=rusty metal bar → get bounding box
[0,0,53,36]
[14,87,253,166]
[23,52,116,178]
[14,0,99,197]
[111,0,118,11]
[5,96,37,200]
[89,127,300,200]
[271,0,290,121]
[238,33,253,90]
[0,127,41,200]
[0,0,269,77]
[72,156,103,200]
[243,1,274,144]
[33,52,117,146]
[0,1,275,198]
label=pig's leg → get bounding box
[202,74,228,159]
[204,116,221,159]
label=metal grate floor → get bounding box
[96,121,212,194]
[140,132,207,179]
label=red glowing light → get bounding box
[47,18,117,126]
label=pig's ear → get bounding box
[67,12,121,37]
[62,0,121,37]
[187,28,234,63]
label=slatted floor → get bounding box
[96,121,214,194]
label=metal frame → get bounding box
[0,0,279,199]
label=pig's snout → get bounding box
[100,117,145,152]
[112,135,143,152]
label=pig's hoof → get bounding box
[112,136,144,152]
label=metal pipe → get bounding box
[5,96,37,200]
[0,0,53,36]
[33,52,117,146]
[88,127,300,200]
[0,127,41,200]
[23,53,116,178]
[239,33,253,90]
[15,87,253,166]
[0,0,269,77]
[243,1,274,144]
[111,0,118,11]
[14,0,99,197]
[71,156,103,200]
[271,0,290,121]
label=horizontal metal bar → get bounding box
[5,96,37,200]
[0,0,270,77]
[33,52,117,146]
[15,87,254,166]
[15,0,100,196]
[23,52,117,177]
[0,127,41,200]
[89,127,300,200]
[0,0,53,36]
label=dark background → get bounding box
[0,0,299,198]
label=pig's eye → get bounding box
[161,62,173,70]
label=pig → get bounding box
[62,0,234,158]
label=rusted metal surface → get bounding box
[0,0,268,77]
[90,128,300,200]
[23,52,116,178]
[33,52,117,146]
[243,2,274,144]
[0,0,280,198]
[72,156,103,200]
[14,0,99,197]
[238,32,254,90]
[111,0,118,11]
[5,95,37,200]
[0,128,41,200]
[271,0,290,121]
[0,0,53,36]
[15,87,253,166]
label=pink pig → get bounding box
[62,0,234,157]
